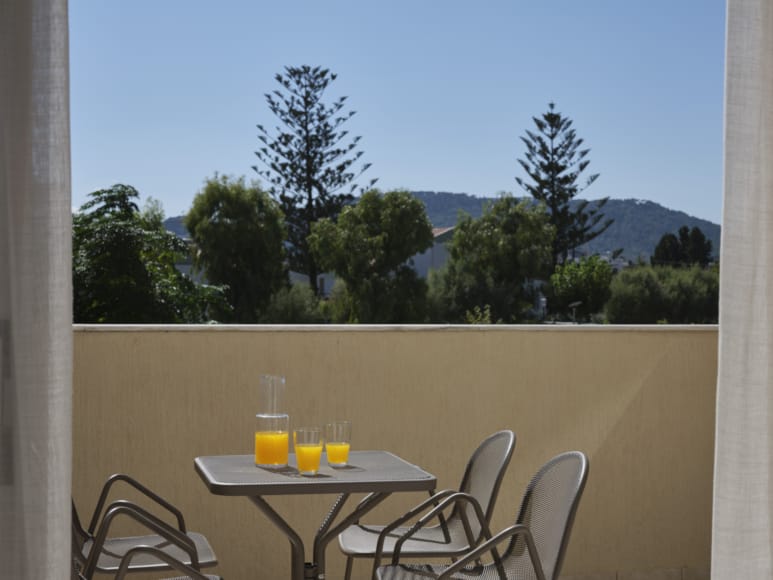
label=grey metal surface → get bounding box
[195,451,437,496]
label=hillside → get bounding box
[164,193,721,262]
[410,192,720,261]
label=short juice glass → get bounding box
[294,427,323,476]
[255,414,289,468]
[325,421,351,467]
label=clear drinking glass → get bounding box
[325,421,351,467]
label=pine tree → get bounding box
[253,65,376,295]
[516,102,612,266]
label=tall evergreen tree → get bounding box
[516,102,612,267]
[253,65,376,295]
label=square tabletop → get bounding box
[195,451,436,496]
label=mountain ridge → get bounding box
[164,192,721,262]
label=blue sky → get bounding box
[70,1,726,224]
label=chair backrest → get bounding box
[457,430,516,524]
[503,451,588,580]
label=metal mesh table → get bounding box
[195,451,437,580]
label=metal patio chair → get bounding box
[72,473,217,578]
[338,430,516,580]
[376,450,589,580]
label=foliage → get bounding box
[651,225,713,267]
[464,305,494,324]
[548,255,614,321]
[319,280,356,324]
[73,184,226,323]
[516,102,612,266]
[258,284,326,323]
[309,189,433,323]
[430,195,554,323]
[253,65,376,295]
[185,175,287,323]
[605,264,718,323]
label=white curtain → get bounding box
[0,0,72,578]
[713,0,773,577]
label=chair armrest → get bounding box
[437,524,546,580]
[370,490,456,566]
[82,500,199,579]
[87,473,187,534]
[115,546,217,580]
[370,492,489,579]
[389,492,490,564]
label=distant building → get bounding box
[412,227,454,278]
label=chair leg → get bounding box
[344,556,353,580]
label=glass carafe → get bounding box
[255,374,289,468]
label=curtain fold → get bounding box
[713,0,773,577]
[0,0,72,578]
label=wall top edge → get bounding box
[73,324,718,333]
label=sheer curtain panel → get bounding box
[0,0,72,578]
[713,0,773,577]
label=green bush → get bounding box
[605,265,718,323]
[259,284,325,323]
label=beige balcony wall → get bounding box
[73,325,716,580]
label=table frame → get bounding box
[195,451,437,580]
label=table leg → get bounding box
[313,492,391,580]
[249,496,307,580]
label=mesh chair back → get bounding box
[502,451,588,580]
[457,430,515,535]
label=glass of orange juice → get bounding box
[294,427,323,476]
[325,421,351,467]
[255,414,289,468]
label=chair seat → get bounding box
[82,531,217,572]
[339,522,472,558]
[162,575,222,580]
[378,562,502,580]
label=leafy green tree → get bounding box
[253,65,376,296]
[516,102,612,267]
[605,264,718,323]
[73,184,225,323]
[431,195,554,323]
[185,175,287,323]
[651,226,713,267]
[309,189,433,323]
[258,284,325,323]
[548,255,614,321]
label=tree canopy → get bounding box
[430,195,554,323]
[185,175,287,322]
[651,225,713,267]
[516,102,612,266]
[253,65,376,295]
[73,184,224,323]
[309,189,433,322]
[548,255,614,322]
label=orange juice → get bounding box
[326,442,350,466]
[295,443,323,475]
[255,431,289,466]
